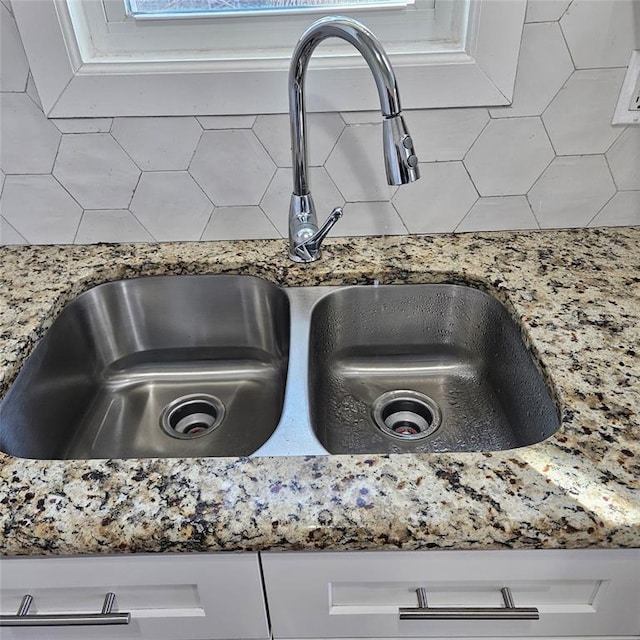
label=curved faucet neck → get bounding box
[289,16,402,196]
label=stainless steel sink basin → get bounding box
[308,284,560,454]
[0,277,560,459]
[0,276,289,459]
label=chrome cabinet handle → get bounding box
[399,587,539,621]
[0,593,131,627]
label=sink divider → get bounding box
[252,286,337,457]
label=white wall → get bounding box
[0,0,639,245]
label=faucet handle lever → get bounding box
[312,206,343,242]
[293,207,343,262]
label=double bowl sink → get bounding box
[0,276,560,460]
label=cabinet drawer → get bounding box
[261,549,640,639]
[0,552,269,640]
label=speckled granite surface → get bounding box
[1,228,638,557]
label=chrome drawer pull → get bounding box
[399,587,540,621]
[0,593,131,627]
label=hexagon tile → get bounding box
[457,197,539,233]
[0,93,61,174]
[253,113,344,168]
[201,206,280,241]
[0,217,28,245]
[606,128,640,192]
[560,0,640,69]
[464,118,554,197]
[542,69,626,156]
[490,23,573,119]
[53,134,140,210]
[112,117,203,171]
[197,115,256,130]
[405,108,489,162]
[0,175,82,243]
[189,130,276,206]
[326,124,397,202]
[52,118,113,134]
[130,171,213,241]
[25,72,42,111]
[525,0,571,23]
[338,202,407,237]
[75,210,155,244]
[0,3,29,92]
[589,192,640,227]
[393,162,478,233]
[528,156,616,228]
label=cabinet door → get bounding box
[261,548,640,639]
[0,552,269,640]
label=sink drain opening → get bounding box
[160,394,225,439]
[372,390,441,441]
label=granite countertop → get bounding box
[1,227,639,557]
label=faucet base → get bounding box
[289,195,344,263]
[289,251,322,264]
[289,192,316,239]
[289,193,319,262]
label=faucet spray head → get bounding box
[382,114,420,185]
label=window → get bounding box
[126,0,413,17]
[12,0,526,117]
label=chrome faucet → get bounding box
[288,15,420,263]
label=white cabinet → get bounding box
[261,548,640,639]
[2,548,639,640]
[0,553,269,640]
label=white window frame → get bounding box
[85,0,442,64]
[12,0,526,118]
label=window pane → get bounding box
[126,0,410,17]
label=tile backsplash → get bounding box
[1,0,639,245]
